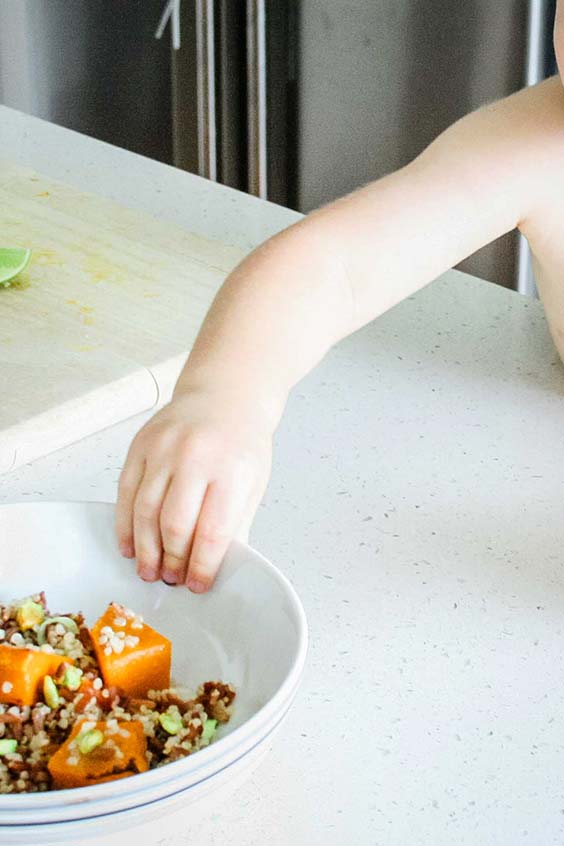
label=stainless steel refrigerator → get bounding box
[0,0,557,290]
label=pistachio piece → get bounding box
[60,665,83,691]
[78,728,104,755]
[202,718,217,743]
[43,674,60,709]
[16,599,44,631]
[0,738,18,755]
[158,712,183,736]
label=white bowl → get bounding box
[0,502,307,840]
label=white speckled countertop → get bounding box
[2,105,564,846]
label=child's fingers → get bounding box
[115,456,145,557]
[159,471,208,585]
[185,478,252,593]
[133,468,171,581]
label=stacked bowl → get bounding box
[0,502,308,844]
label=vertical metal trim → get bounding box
[525,0,550,84]
[246,0,267,198]
[516,0,550,296]
[196,0,217,181]
[516,235,535,297]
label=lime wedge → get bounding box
[0,248,32,287]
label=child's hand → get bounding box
[115,389,273,592]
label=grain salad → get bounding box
[0,592,235,793]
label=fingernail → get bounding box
[120,542,134,558]
[161,571,179,585]
[186,578,207,594]
[138,567,156,582]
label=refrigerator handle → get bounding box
[246,0,268,199]
[195,0,217,181]
[516,0,551,296]
[155,0,182,50]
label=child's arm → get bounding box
[116,76,564,593]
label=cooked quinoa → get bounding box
[0,593,235,793]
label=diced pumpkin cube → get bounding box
[48,719,148,789]
[90,603,171,698]
[0,644,71,707]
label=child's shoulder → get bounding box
[516,78,564,229]
[509,77,564,201]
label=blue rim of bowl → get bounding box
[0,501,309,809]
[2,689,296,828]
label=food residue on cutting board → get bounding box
[64,301,96,326]
[34,249,64,266]
[7,274,31,291]
[82,254,126,285]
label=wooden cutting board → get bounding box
[0,160,245,474]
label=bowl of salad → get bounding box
[0,501,307,844]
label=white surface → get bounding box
[1,107,564,845]
[0,503,306,840]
